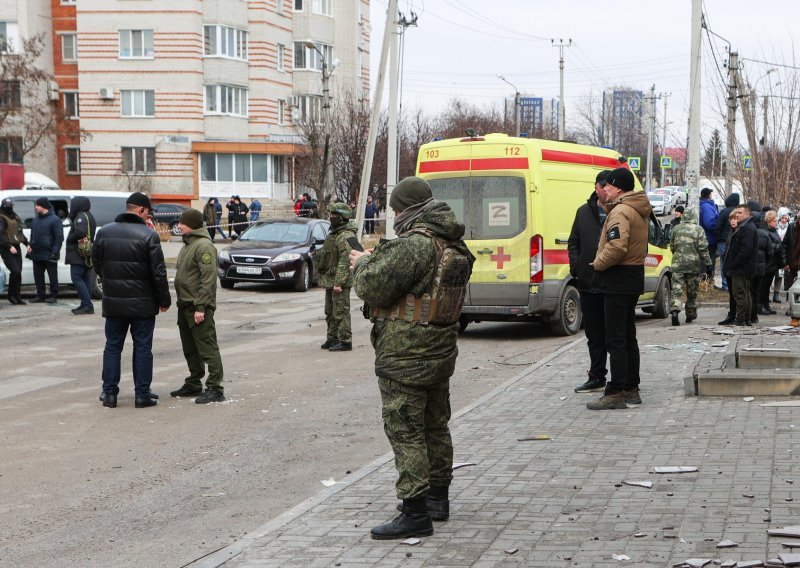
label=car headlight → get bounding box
[219,250,231,261]
[273,252,301,263]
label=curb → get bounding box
[185,336,586,568]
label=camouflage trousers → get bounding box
[670,272,700,317]
[324,287,351,343]
[378,376,453,499]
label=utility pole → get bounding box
[724,51,739,196]
[685,0,702,212]
[645,85,658,191]
[385,8,400,238]
[353,0,397,241]
[551,38,572,140]
[660,92,671,187]
[762,94,768,147]
[395,11,417,179]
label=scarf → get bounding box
[394,197,435,236]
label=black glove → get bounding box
[49,253,59,262]
[705,269,713,279]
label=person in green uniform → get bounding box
[169,208,225,404]
[350,176,473,540]
[316,202,358,352]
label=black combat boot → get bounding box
[671,310,680,326]
[396,487,450,521]
[718,313,735,325]
[371,496,432,540]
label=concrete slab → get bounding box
[697,369,800,396]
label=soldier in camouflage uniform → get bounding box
[350,176,473,540]
[316,202,358,351]
[669,208,712,326]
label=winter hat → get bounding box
[700,187,713,198]
[1,197,12,209]
[35,197,52,209]
[126,192,152,209]
[605,168,635,192]
[389,176,433,212]
[179,208,205,230]
[674,205,685,214]
[595,170,612,185]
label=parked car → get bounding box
[656,186,687,205]
[647,193,671,216]
[217,217,330,292]
[152,203,189,236]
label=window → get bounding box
[61,0,77,4]
[293,41,333,71]
[121,90,155,117]
[122,147,156,174]
[200,154,272,183]
[253,155,268,182]
[0,21,20,53]
[204,84,248,117]
[273,155,286,182]
[203,25,248,60]
[62,34,77,62]
[65,147,81,174]
[200,153,216,181]
[312,0,332,16]
[0,136,22,163]
[63,91,79,119]
[119,29,154,58]
[277,99,285,125]
[294,0,303,10]
[0,81,21,109]
[277,43,285,71]
[296,94,322,123]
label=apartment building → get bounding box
[5,0,369,203]
[0,0,56,181]
[504,95,559,138]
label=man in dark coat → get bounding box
[92,192,171,408]
[724,205,759,325]
[715,193,741,291]
[568,169,610,393]
[227,196,249,237]
[0,197,29,305]
[29,197,63,303]
[66,196,96,315]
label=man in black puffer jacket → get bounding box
[66,196,96,315]
[29,197,64,303]
[724,205,759,325]
[568,169,611,393]
[92,192,171,409]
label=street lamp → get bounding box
[305,40,338,205]
[497,74,520,138]
[750,68,777,147]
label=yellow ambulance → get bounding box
[415,133,673,335]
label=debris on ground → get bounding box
[518,434,550,441]
[400,537,420,546]
[653,466,699,474]
[743,397,755,402]
[320,478,340,487]
[612,553,630,561]
[622,480,653,489]
[504,547,518,555]
[452,462,476,470]
[760,401,800,407]
[672,559,712,568]
[717,539,739,548]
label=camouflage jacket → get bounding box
[316,220,357,288]
[669,209,711,273]
[175,227,217,312]
[353,201,470,387]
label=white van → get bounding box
[0,190,132,298]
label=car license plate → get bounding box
[236,266,262,275]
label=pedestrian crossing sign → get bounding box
[660,156,673,169]
[743,155,753,170]
[628,157,641,171]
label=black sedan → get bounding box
[217,218,330,292]
[152,203,189,235]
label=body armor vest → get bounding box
[0,211,24,245]
[371,228,472,326]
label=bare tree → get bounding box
[0,34,84,162]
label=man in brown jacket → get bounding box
[587,167,652,410]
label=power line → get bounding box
[741,57,800,71]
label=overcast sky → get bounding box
[369,0,800,148]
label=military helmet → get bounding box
[329,202,353,219]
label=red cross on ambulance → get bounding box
[490,247,511,270]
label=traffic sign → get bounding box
[660,156,673,169]
[743,155,753,170]
[628,157,641,171]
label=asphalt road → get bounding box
[0,265,579,568]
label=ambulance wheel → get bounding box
[458,316,469,333]
[651,275,670,318]
[550,285,582,336]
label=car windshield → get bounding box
[240,222,309,243]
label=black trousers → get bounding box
[750,275,762,319]
[0,248,23,300]
[579,291,607,378]
[32,259,58,299]
[603,293,640,394]
[758,270,777,306]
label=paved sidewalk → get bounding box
[197,313,800,568]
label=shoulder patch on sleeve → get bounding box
[201,252,213,264]
[606,226,621,241]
